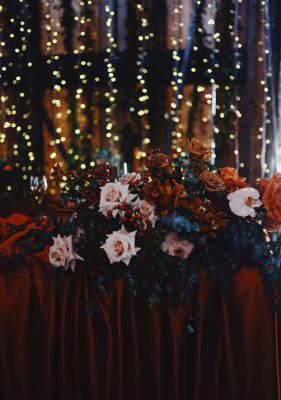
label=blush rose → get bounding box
[101,226,140,266]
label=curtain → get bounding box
[0,214,279,400]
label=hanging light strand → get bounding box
[166,0,200,153]
[104,1,119,150]
[12,0,34,179]
[259,0,272,176]
[0,7,7,152]
[232,0,242,170]
[73,0,94,165]
[205,0,218,165]
[169,0,184,158]
[136,1,152,153]
[45,0,66,162]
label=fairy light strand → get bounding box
[73,0,94,166]
[104,2,119,150]
[169,0,184,158]
[205,0,217,165]
[263,0,273,175]
[259,0,272,176]
[232,0,242,169]
[0,7,7,153]
[11,0,34,179]
[45,1,66,163]
[166,0,200,153]
[135,1,152,156]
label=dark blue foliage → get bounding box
[161,211,199,233]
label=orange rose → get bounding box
[199,170,226,192]
[219,167,248,192]
[263,173,281,222]
[257,178,269,195]
[187,138,211,162]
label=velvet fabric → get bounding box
[0,214,279,400]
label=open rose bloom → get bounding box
[99,180,136,216]
[161,232,194,260]
[199,170,226,192]
[187,138,211,162]
[227,187,262,218]
[262,173,281,223]
[101,226,141,266]
[49,235,84,271]
[219,167,248,192]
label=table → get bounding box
[0,214,280,400]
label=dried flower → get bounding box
[187,138,211,162]
[143,179,184,216]
[199,170,226,192]
[177,196,229,233]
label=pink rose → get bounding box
[136,199,157,227]
[49,235,84,271]
[99,180,136,216]
[119,173,141,186]
[101,226,140,266]
[161,232,194,260]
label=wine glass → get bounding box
[30,175,48,205]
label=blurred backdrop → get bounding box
[0,0,280,197]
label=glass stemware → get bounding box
[30,175,48,205]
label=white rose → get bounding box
[119,173,141,186]
[49,234,84,271]
[227,187,262,218]
[99,180,137,216]
[101,226,140,266]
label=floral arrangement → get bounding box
[5,139,281,332]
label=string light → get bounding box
[231,0,243,169]
[202,0,243,168]
[259,0,273,176]
[8,0,35,178]
[104,2,119,151]
[169,0,184,158]
[72,0,96,165]
[0,0,274,183]
[0,6,8,158]
[44,0,65,164]
[135,1,152,154]
[203,0,218,165]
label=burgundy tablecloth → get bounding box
[0,214,280,400]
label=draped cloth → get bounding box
[0,214,279,400]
